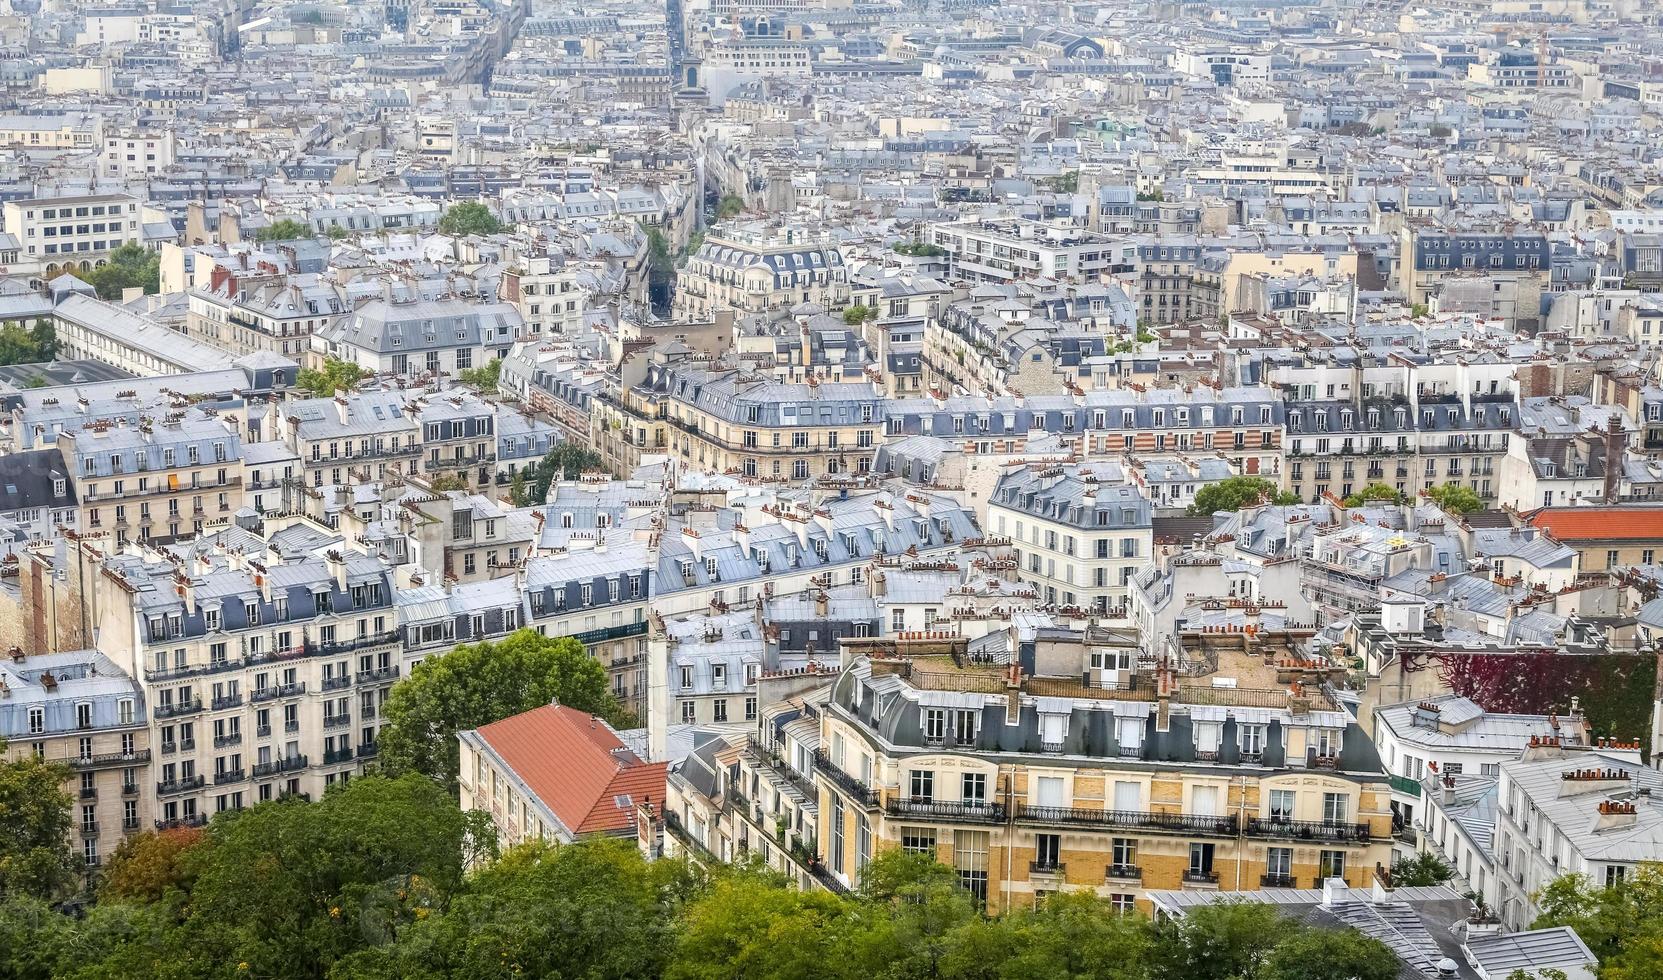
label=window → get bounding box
[1110,894,1136,914]
[901,827,936,855]
[1322,792,1349,824]
[924,708,946,743]
[1606,865,1629,887]
[1112,837,1137,869]
[830,797,845,872]
[679,700,695,723]
[909,769,934,801]
[1320,850,1346,881]
[954,830,989,906]
[1188,842,1215,877]
[1267,846,1293,879]
[1268,789,1295,821]
[1035,833,1061,870]
[961,772,986,804]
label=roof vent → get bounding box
[1436,958,1459,978]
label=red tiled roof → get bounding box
[474,704,666,836]
[1525,507,1663,542]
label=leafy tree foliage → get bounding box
[715,194,744,219]
[0,738,77,901]
[437,202,504,237]
[1189,476,1299,515]
[1388,851,1453,888]
[1343,483,1406,508]
[296,357,370,396]
[0,319,56,366]
[510,443,606,506]
[1149,901,1294,980]
[99,826,207,903]
[842,305,879,325]
[255,219,313,242]
[1533,865,1663,980]
[456,358,501,393]
[1425,482,1483,515]
[377,629,617,793]
[80,243,160,300]
[893,241,946,257]
[1256,928,1400,980]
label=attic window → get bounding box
[613,794,632,809]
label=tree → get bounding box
[1189,476,1299,515]
[336,838,683,980]
[437,202,504,237]
[1256,928,1399,980]
[715,194,745,220]
[669,874,865,980]
[1388,851,1453,888]
[842,305,878,326]
[511,443,606,505]
[81,243,160,301]
[99,826,207,903]
[1343,483,1406,508]
[295,357,369,396]
[254,219,312,242]
[940,892,1153,980]
[894,241,946,257]
[1039,171,1079,193]
[0,319,56,365]
[377,629,618,793]
[325,224,352,240]
[425,474,469,492]
[0,739,76,901]
[1533,865,1663,979]
[1425,482,1483,515]
[1410,303,1431,318]
[1136,189,1165,201]
[1149,902,1294,980]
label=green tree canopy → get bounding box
[842,305,878,325]
[1425,482,1483,515]
[1533,865,1663,980]
[0,738,76,901]
[511,443,606,506]
[437,202,505,237]
[1343,483,1406,508]
[255,219,312,242]
[80,243,160,301]
[296,357,370,396]
[1388,851,1453,888]
[1256,927,1399,980]
[0,319,56,366]
[377,629,618,793]
[715,194,745,219]
[456,357,501,393]
[1189,476,1299,515]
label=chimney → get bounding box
[1594,799,1638,833]
[326,549,347,592]
[1604,415,1624,505]
[261,396,279,443]
[814,589,828,617]
[1557,765,1630,798]
[335,395,350,426]
[1321,876,1349,908]
[1442,774,1456,805]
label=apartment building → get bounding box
[50,293,237,376]
[101,130,177,179]
[674,232,848,319]
[1373,696,1581,856]
[524,541,653,719]
[0,112,102,151]
[600,366,884,481]
[0,650,151,873]
[418,393,499,492]
[458,704,665,852]
[987,463,1153,617]
[187,267,347,360]
[501,254,592,336]
[810,633,1394,910]
[94,548,401,823]
[926,218,1132,283]
[2,193,147,276]
[312,295,523,376]
[1492,740,1663,930]
[59,413,246,549]
[277,391,422,489]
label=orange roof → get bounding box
[1525,507,1663,542]
[473,704,666,836]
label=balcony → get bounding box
[568,620,649,646]
[322,675,353,692]
[79,786,97,800]
[155,815,208,831]
[1029,861,1066,877]
[277,682,306,698]
[1105,864,1142,883]
[883,799,1005,823]
[157,775,205,795]
[80,822,99,837]
[1017,806,1238,838]
[1182,869,1221,887]
[256,724,272,738]
[307,630,401,657]
[179,738,196,751]
[1261,873,1299,888]
[356,666,399,684]
[251,687,280,703]
[121,782,138,797]
[1388,774,1423,796]
[285,720,300,733]
[812,750,879,807]
[252,755,308,778]
[122,817,140,831]
[323,714,351,730]
[69,749,152,769]
[322,748,354,765]
[1245,818,1372,844]
[155,698,204,720]
[213,734,242,749]
[356,743,380,759]
[214,769,246,785]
